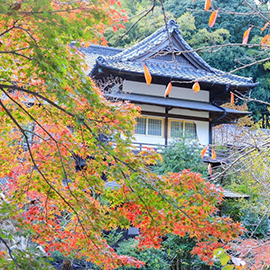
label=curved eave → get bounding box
[104,92,250,126]
[91,63,258,91]
[105,92,223,113]
[210,110,250,126]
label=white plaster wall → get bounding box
[193,121,209,145]
[123,80,209,102]
[170,108,209,118]
[139,104,165,113]
[133,135,166,145]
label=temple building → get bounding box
[83,20,258,147]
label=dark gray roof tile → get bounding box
[84,20,257,88]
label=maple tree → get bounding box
[194,0,270,268]
[103,0,270,268]
[0,0,245,269]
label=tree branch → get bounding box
[0,98,102,251]
[117,0,156,43]
[0,235,21,269]
[0,51,32,60]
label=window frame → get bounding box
[135,116,164,137]
[169,119,197,139]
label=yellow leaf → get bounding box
[230,92,234,105]
[242,27,252,44]
[222,265,234,270]
[261,22,269,32]
[214,248,225,257]
[201,146,208,158]
[211,148,216,160]
[209,10,218,28]
[220,253,230,266]
[164,82,172,98]
[84,42,91,48]
[261,34,270,48]
[204,0,211,11]
[143,64,152,86]
[192,82,200,93]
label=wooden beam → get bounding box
[141,110,209,122]
[165,108,169,146]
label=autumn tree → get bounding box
[0,0,244,269]
[191,0,270,268]
[112,0,270,268]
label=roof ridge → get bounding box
[105,20,177,62]
[213,68,254,83]
[82,44,123,54]
[102,20,216,74]
[87,21,257,88]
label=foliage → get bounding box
[115,239,170,270]
[153,139,207,177]
[108,0,270,124]
[163,234,216,270]
[0,0,250,269]
[189,27,230,47]
[105,1,173,48]
[242,210,269,239]
[176,12,196,38]
[213,127,270,268]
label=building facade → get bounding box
[83,20,257,147]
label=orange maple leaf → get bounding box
[211,148,217,160]
[261,22,269,32]
[209,10,218,28]
[204,0,211,11]
[201,146,208,158]
[242,27,252,45]
[208,163,213,176]
[261,34,270,48]
[192,82,200,93]
[164,82,172,98]
[231,92,234,105]
[143,64,152,86]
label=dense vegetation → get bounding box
[105,0,270,126]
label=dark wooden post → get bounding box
[165,107,169,146]
[209,120,212,145]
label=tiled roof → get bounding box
[82,45,122,74]
[85,20,257,88]
[105,92,248,114]
[105,92,249,125]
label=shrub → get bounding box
[153,139,207,177]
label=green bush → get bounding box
[116,239,170,270]
[153,139,207,177]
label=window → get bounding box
[148,118,162,136]
[135,118,196,139]
[185,122,197,139]
[135,117,163,136]
[170,120,197,139]
[171,121,183,138]
[135,117,147,135]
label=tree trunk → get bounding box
[62,259,73,270]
